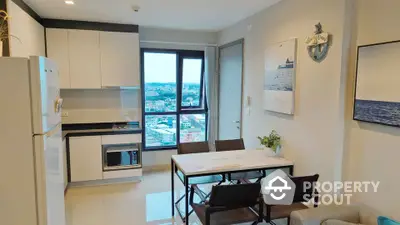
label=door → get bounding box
[69,136,102,182]
[46,28,71,89]
[68,29,101,89]
[100,32,140,87]
[34,125,66,225]
[218,40,244,140]
[29,56,62,135]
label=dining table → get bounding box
[170,149,294,224]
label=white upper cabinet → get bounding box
[46,28,70,89]
[68,29,101,89]
[46,28,140,89]
[100,32,140,87]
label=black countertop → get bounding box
[62,122,142,139]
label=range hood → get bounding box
[101,86,141,90]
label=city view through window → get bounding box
[143,51,206,148]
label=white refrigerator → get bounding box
[0,56,66,225]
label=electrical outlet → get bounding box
[61,111,69,117]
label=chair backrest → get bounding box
[290,174,319,203]
[215,139,245,152]
[209,183,261,208]
[178,141,210,155]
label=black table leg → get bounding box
[171,159,175,217]
[185,176,189,224]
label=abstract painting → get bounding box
[354,41,400,127]
[264,39,297,115]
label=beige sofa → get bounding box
[291,205,380,225]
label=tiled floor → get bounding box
[65,170,279,225]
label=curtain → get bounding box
[204,47,218,151]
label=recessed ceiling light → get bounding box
[65,0,75,5]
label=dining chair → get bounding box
[190,183,264,225]
[215,139,265,183]
[175,142,225,217]
[264,174,320,225]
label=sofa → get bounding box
[290,205,380,225]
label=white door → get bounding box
[34,125,66,225]
[218,40,244,140]
[29,56,62,135]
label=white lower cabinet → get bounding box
[69,136,103,182]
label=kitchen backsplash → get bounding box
[61,89,141,124]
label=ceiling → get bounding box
[24,0,281,31]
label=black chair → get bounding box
[175,142,225,217]
[264,174,320,225]
[215,139,265,183]
[190,183,264,225]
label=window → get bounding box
[142,49,207,150]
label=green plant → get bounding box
[0,10,9,42]
[0,10,20,43]
[257,130,281,152]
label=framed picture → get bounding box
[264,39,297,115]
[354,40,400,127]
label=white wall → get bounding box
[7,0,45,57]
[61,89,141,124]
[218,0,351,184]
[140,27,217,167]
[343,0,400,220]
[139,27,217,50]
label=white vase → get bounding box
[259,146,282,157]
[0,41,3,57]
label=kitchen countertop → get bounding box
[62,122,142,139]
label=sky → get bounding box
[144,52,202,84]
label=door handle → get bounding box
[233,120,240,124]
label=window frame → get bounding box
[141,48,208,151]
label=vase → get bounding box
[258,146,281,157]
[0,41,3,57]
[274,145,282,157]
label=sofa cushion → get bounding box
[358,204,380,225]
[322,219,361,225]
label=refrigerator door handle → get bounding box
[55,98,63,114]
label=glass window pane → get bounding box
[145,115,177,147]
[180,114,206,143]
[181,58,202,107]
[144,52,177,112]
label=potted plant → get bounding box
[0,10,18,56]
[257,130,282,156]
[0,10,9,56]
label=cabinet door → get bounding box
[68,30,101,89]
[46,28,70,89]
[100,32,140,87]
[69,136,102,182]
